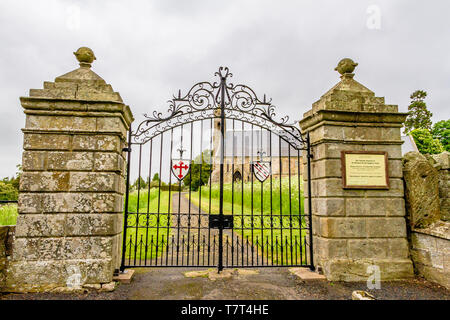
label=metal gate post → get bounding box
[120,127,133,272]
[217,74,226,272]
[306,132,315,270]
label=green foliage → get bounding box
[404,90,433,134]
[0,204,18,226]
[152,173,160,182]
[0,164,21,201]
[0,181,18,201]
[132,176,148,190]
[431,120,450,152]
[124,190,171,260]
[183,150,213,191]
[410,129,444,154]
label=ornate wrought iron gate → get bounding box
[120,67,313,271]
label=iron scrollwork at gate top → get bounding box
[131,67,307,149]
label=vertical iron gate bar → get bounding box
[176,125,183,266]
[134,144,143,265]
[241,121,245,266]
[208,119,213,266]
[187,122,193,266]
[297,150,303,265]
[278,136,283,266]
[144,139,153,265]
[155,133,164,265]
[269,131,274,266]
[288,143,293,265]
[250,124,254,266]
[197,120,203,265]
[307,132,314,270]
[259,129,264,265]
[120,127,132,272]
[218,74,226,272]
[166,128,174,266]
[231,119,235,267]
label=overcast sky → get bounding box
[0,0,449,178]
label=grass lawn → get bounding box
[188,176,309,265]
[0,204,18,226]
[123,189,172,262]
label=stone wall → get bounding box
[299,59,413,281]
[432,152,449,221]
[0,226,15,290]
[409,225,450,289]
[4,48,133,292]
[403,151,450,289]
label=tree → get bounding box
[183,150,213,191]
[431,120,450,152]
[410,129,444,154]
[132,176,148,190]
[0,181,18,201]
[152,173,160,182]
[404,90,433,134]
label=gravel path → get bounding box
[1,268,449,300]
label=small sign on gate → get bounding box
[171,159,190,181]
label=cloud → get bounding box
[0,0,448,177]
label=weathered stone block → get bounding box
[73,135,121,152]
[312,178,404,197]
[69,172,118,192]
[65,214,122,236]
[386,238,410,259]
[94,152,123,172]
[96,117,127,137]
[316,237,347,259]
[348,239,386,259]
[322,258,414,281]
[13,238,65,261]
[313,143,402,161]
[22,150,46,170]
[346,198,405,217]
[366,217,406,238]
[403,152,440,228]
[5,258,113,292]
[319,217,366,238]
[46,151,94,171]
[63,237,114,260]
[20,172,70,192]
[311,198,345,216]
[15,214,65,237]
[411,232,437,251]
[26,115,97,132]
[42,193,92,213]
[18,193,43,213]
[92,193,123,213]
[24,133,70,150]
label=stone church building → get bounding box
[211,118,301,183]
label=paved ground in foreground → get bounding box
[1,268,449,300]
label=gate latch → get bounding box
[209,215,233,229]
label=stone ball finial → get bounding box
[335,58,358,76]
[74,47,96,67]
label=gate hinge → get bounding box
[122,147,131,152]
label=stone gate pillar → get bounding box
[299,59,414,281]
[5,48,133,292]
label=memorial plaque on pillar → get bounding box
[341,151,389,189]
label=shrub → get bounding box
[410,129,444,154]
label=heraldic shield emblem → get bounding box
[252,161,271,182]
[172,159,190,181]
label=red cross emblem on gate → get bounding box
[171,159,190,181]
